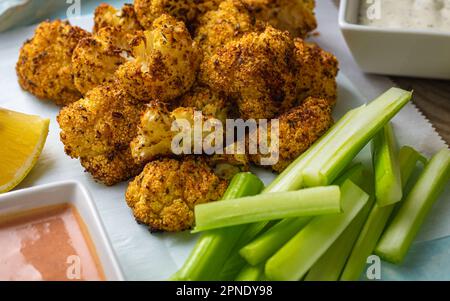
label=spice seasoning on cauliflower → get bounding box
[16,20,90,106]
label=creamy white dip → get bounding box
[359,0,450,32]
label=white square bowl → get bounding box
[0,181,124,281]
[339,0,450,79]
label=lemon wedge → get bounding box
[0,108,50,193]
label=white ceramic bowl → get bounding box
[0,181,124,281]
[339,0,450,79]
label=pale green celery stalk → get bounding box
[193,186,341,232]
[265,181,369,281]
[398,146,427,188]
[375,149,450,264]
[340,146,427,280]
[305,169,375,281]
[239,217,312,266]
[235,264,264,281]
[302,88,412,187]
[372,123,403,207]
[171,173,264,281]
[237,88,411,247]
[239,164,364,267]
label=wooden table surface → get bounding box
[333,0,449,145]
[391,77,450,144]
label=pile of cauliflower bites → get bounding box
[16,0,338,232]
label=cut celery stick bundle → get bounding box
[239,217,312,266]
[375,149,450,264]
[193,186,341,232]
[372,123,403,207]
[302,88,412,187]
[235,264,264,281]
[265,181,369,281]
[231,88,410,249]
[239,164,365,267]
[305,169,375,281]
[340,146,426,281]
[171,173,264,281]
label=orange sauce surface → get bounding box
[0,204,104,281]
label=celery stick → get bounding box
[305,170,375,281]
[235,264,264,281]
[239,217,312,266]
[375,149,450,264]
[372,123,403,207]
[302,88,412,187]
[398,146,427,188]
[333,163,364,186]
[265,181,369,281]
[232,88,410,247]
[265,107,362,193]
[171,173,264,281]
[340,146,427,280]
[193,186,341,232]
[239,164,364,268]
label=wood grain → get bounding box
[391,77,450,144]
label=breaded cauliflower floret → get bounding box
[94,3,142,38]
[57,83,145,185]
[250,97,333,172]
[200,26,299,119]
[116,14,200,102]
[195,0,261,56]
[295,39,339,106]
[134,0,221,30]
[16,20,90,106]
[126,157,228,232]
[72,27,131,95]
[131,102,223,164]
[178,85,231,123]
[242,0,317,38]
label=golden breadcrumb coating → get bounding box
[126,157,228,232]
[250,97,334,172]
[57,83,145,185]
[94,3,142,37]
[134,0,221,30]
[178,85,231,123]
[131,102,224,164]
[16,20,90,106]
[295,39,339,106]
[242,0,317,38]
[72,27,131,95]
[195,0,261,56]
[200,26,299,119]
[116,14,200,102]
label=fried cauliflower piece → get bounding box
[178,85,231,123]
[295,39,339,106]
[16,20,90,106]
[94,3,142,38]
[126,157,228,232]
[131,102,224,164]
[242,0,317,38]
[195,0,261,56]
[200,26,299,119]
[250,97,334,172]
[134,0,221,30]
[72,27,131,95]
[57,83,146,185]
[116,14,200,102]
